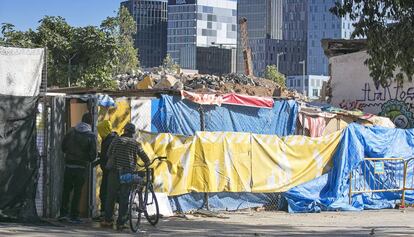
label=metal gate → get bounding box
[349,158,406,205]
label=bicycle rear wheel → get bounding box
[144,187,159,226]
[129,188,142,232]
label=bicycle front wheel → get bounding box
[129,188,142,232]
[144,187,159,226]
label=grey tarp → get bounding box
[0,94,39,220]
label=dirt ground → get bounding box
[1,209,414,237]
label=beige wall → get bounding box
[330,51,414,128]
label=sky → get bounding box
[0,0,122,31]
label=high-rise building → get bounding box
[122,0,168,68]
[237,0,307,77]
[167,0,237,71]
[236,0,268,75]
[237,0,355,78]
[307,0,355,75]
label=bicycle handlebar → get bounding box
[137,156,167,168]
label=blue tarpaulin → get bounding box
[151,95,298,211]
[285,123,414,213]
[152,95,298,136]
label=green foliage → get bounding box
[0,6,139,89]
[162,54,181,73]
[101,6,139,75]
[264,65,286,87]
[331,0,414,85]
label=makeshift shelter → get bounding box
[298,103,395,138]
[33,80,403,217]
[39,88,300,215]
[285,123,414,212]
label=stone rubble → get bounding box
[114,68,304,99]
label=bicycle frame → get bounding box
[128,157,166,232]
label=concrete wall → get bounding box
[330,51,414,128]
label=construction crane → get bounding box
[239,17,254,76]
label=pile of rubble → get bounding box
[114,69,304,99]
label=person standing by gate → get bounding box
[96,120,118,220]
[59,113,97,223]
[102,123,150,230]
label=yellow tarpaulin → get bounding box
[137,130,342,196]
[137,132,195,196]
[98,100,131,134]
[192,132,252,193]
[251,131,342,192]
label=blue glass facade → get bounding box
[122,0,168,68]
[307,0,355,75]
[237,0,355,77]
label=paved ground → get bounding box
[1,209,414,236]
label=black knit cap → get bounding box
[124,123,136,134]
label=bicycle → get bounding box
[127,156,167,232]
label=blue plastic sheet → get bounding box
[285,123,414,213]
[169,193,283,212]
[152,95,298,136]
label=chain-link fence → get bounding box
[35,103,46,216]
[169,192,287,214]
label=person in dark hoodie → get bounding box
[59,112,97,223]
[95,120,118,220]
[101,123,150,230]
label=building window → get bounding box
[313,89,319,97]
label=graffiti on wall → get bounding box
[338,81,414,128]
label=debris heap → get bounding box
[114,69,304,99]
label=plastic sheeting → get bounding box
[137,130,342,196]
[150,95,299,211]
[180,90,274,108]
[152,95,298,136]
[285,123,414,213]
[169,192,277,212]
[0,47,44,96]
[98,100,131,134]
[0,94,39,219]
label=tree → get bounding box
[161,54,181,73]
[0,6,140,89]
[101,6,139,75]
[331,1,414,85]
[264,65,286,87]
